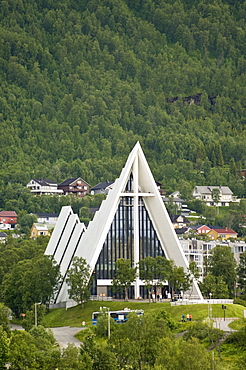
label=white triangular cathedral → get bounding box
[45,142,203,302]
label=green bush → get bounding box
[234,298,246,307]
[225,326,246,349]
[183,322,223,345]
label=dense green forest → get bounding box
[1,0,246,213]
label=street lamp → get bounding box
[101,306,110,339]
[208,293,212,325]
[34,302,41,326]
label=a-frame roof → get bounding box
[46,142,203,302]
[74,142,202,298]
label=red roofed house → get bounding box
[207,227,238,241]
[196,225,211,235]
[0,211,18,229]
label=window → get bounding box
[84,186,87,190]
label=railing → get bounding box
[90,295,112,301]
[170,298,233,306]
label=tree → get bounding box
[2,256,61,316]
[237,251,246,296]
[155,337,216,370]
[60,343,92,370]
[66,257,91,308]
[81,331,117,370]
[8,330,39,370]
[211,188,221,205]
[138,256,157,301]
[109,313,171,369]
[187,199,206,214]
[0,325,9,368]
[208,245,237,296]
[188,261,200,298]
[17,211,37,235]
[154,256,173,289]
[22,304,46,331]
[169,265,190,299]
[139,256,175,301]
[112,258,137,301]
[0,303,12,333]
[199,274,229,299]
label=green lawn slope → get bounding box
[43,301,245,327]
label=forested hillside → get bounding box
[1,0,246,212]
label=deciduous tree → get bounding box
[66,257,91,308]
[112,258,137,301]
[208,245,237,297]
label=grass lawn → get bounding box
[228,318,246,330]
[42,301,245,328]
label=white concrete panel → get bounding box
[54,214,80,264]
[45,206,72,256]
[59,222,86,276]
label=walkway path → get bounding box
[212,318,238,332]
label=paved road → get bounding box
[50,326,85,348]
[10,323,85,348]
[10,324,24,330]
[212,318,238,332]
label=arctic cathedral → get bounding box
[45,142,203,302]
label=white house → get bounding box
[33,213,59,224]
[26,179,63,195]
[192,186,239,206]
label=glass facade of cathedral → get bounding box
[93,175,166,298]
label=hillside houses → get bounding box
[192,186,239,206]
[58,177,90,197]
[26,177,90,197]
[26,179,63,195]
[0,211,17,229]
[90,180,114,195]
[179,238,246,281]
[30,223,52,239]
[173,223,238,242]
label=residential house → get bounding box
[229,240,246,263]
[30,223,51,239]
[0,232,7,242]
[163,191,185,210]
[170,215,190,229]
[179,238,246,281]
[179,239,227,280]
[90,180,114,195]
[155,181,166,197]
[175,227,189,238]
[0,211,17,229]
[58,177,90,197]
[33,213,59,224]
[26,179,63,195]
[207,227,238,241]
[193,225,211,235]
[192,186,238,206]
